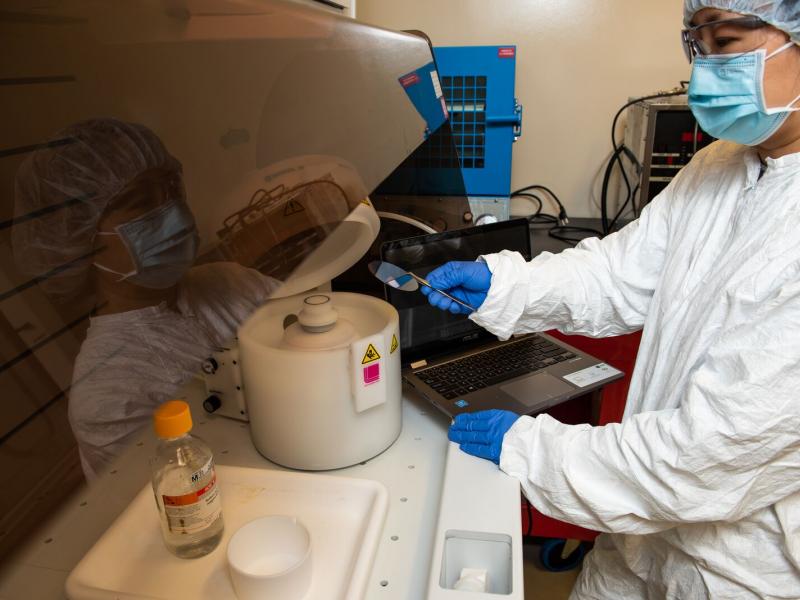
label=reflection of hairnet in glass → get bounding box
[684,1,800,43]
[12,118,180,300]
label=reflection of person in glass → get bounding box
[13,118,277,481]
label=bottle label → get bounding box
[190,460,214,484]
[162,464,222,535]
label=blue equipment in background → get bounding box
[432,45,523,221]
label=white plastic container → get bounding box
[227,516,312,600]
[238,292,402,470]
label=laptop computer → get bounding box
[380,218,624,418]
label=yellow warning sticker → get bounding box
[390,334,399,354]
[362,343,381,364]
[283,200,305,217]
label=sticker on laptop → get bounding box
[454,399,469,408]
[563,363,622,388]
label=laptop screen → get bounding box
[380,218,532,366]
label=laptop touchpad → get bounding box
[500,372,574,407]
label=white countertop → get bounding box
[0,377,524,600]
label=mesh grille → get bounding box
[442,75,487,169]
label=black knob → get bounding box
[201,358,218,375]
[203,395,222,413]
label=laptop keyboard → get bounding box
[414,335,577,400]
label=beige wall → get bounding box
[357,0,693,218]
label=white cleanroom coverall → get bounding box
[471,141,800,599]
[69,263,277,480]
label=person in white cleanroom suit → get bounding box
[422,1,800,598]
[13,119,278,481]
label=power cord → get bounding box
[600,143,641,234]
[513,184,568,225]
[512,184,603,245]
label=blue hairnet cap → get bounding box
[12,118,181,301]
[684,1,800,42]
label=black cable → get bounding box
[632,182,641,218]
[600,144,640,234]
[513,184,569,225]
[609,183,640,232]
[511,191,560,229]
[600,145,621,234]
[513,185,603,243]
[512,192,544,218]
[530,214,558,227]
[548,226,604,245]
[608,196,630,234]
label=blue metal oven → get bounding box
[433,45,523,221]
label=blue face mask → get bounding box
[94,199,199,289]
[688,42,800,146]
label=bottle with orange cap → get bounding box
[151,399,224,558]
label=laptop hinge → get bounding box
[410,359,428,369]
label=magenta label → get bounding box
[399,72,421,88]
[498,47,515,58]
[363,363,380,385]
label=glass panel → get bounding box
[0,0,470,559]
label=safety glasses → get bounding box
[682,15,768,62]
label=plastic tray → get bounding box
[65,465,388,600]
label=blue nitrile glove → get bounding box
[448,409,520,464]
[420,260,492,315]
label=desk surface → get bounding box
[0,380,456,600]
[529,217,608,256]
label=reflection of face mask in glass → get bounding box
[688,42,800,146]
[94,199,199,289]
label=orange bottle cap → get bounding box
[153,399,193,439]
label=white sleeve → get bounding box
[180,262,280,343]
[499,282,800,534]
[469,193,673,341]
